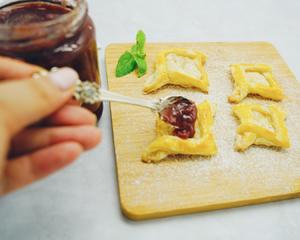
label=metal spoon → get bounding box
[73,80,183,113]
[32,67,185,113]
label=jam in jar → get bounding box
[0,0,103,119]
[160,97,197,139]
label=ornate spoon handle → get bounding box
[73,80,158,110]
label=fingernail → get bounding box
[48,67,79,90]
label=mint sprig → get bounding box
[115,30,147,78]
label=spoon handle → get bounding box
[73,79,158,110]
[32,68,157,111]
[99,89,157,110]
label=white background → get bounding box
[0,0,300,239]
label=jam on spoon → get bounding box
[160,96,197,139]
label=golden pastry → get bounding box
[233,103,290,151]
[228,64,284,103]
[142,100,217,163]
[143,48,208,93]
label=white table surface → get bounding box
[1,0,300,239]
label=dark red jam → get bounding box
[0,1,102,118]
[160,96,197,139]
[0,2,68,24]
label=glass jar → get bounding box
[0,0,103,119]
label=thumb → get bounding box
[0,67,79,137]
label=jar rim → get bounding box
[0,0,87,32]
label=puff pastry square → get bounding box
[142,101,217,163]
[143,48,208,94]
[228,64,284,103]
[233,103,290,151]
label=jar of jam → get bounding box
[0,0,103,119]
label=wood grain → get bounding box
[105,42,300,220]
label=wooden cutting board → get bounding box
[105,42,300,220]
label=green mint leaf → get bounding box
[136,30,145,46]
[130,44,138,55]
[115,51,136,77]
[131,44,145,59]
[135,30,146,58]
[134,56,147,78]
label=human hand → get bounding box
[0,57,101,195]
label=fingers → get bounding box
[3,142,83,194]
[67,98,81,106]
[45,105,96,126]
[11,126,101,157]
[0,56,43,80]
[0,67,79,137]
